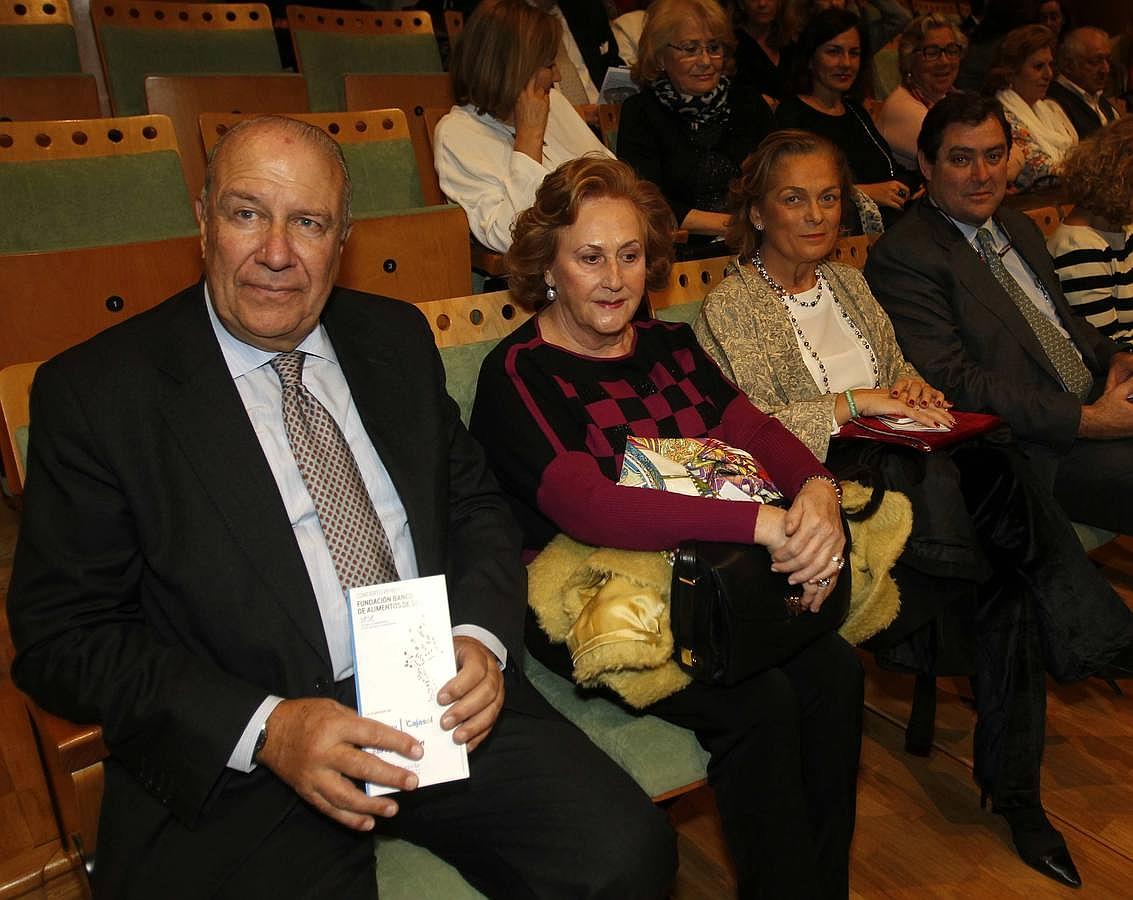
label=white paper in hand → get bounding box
[347,574,469,796]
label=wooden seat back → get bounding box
[344,72,455,207]
[91,1,280,116]
[0,361,38,498]
[0,115,196,254]
[0,0,81,74]
[0,73,99,119]
[1024,205,1062,238]
[0,235,203,370]
[829,235,872,270]
[287,5,442,112]
[200,108,429,215]
[648,255,731,322]
[145,73,309,200]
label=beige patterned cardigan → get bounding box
[694,259,921,461]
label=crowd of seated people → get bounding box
[7,1,1133,897]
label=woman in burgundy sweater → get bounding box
[471,157,863,899]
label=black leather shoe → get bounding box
[1017,844,1082,888]
[1000,806,1082,889]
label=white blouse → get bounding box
[787,273,876,395]
[433,88,613,253]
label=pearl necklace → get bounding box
[755,251,822,307]
[754,252,881,391]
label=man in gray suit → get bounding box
[865,92,1133,534]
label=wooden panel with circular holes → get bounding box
[90,1,271,32]
[286,5,433,35]
[0,114,180,161]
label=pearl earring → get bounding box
[546,285,557,303]
[754,222,764,231]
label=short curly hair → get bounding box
[506,156,676,313]
[725,130,853,261]
[1058,116,1133,227]
[984,24,1057,93]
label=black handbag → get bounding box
[670,539,851,685]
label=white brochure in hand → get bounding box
[347,574,469,796]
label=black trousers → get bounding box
[528,623,864,900]
[218,669,676,900]
[1052,434,1133,535]
[834,439,1133,812]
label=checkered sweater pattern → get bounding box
[471,316,831,554]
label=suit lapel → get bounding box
[926,205,1064,385]
[153,286,332,668]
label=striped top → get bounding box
[1047,223,1133,342]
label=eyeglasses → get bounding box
[915,43,964,61]
[667,40,726,60]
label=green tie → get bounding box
[975,227,1093,399]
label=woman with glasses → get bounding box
[876,14,968,172]
[775,8,914,233]
[617,0,775,255]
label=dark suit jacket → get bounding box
[864,200,1120,457]
[6,282,526,895]
[558,0,624,89]
[1046,79,1117,139]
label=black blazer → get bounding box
[1046,79,1117,139]
[617,82,775,226]
[557,0,624,88]
[7,282,526,895]
[864,200,1120,455]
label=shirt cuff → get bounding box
[227,695,285,773]
[452,624,508,670]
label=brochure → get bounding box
[347,574,469,796]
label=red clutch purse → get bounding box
[835,411,1002,452]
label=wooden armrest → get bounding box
[27,704,108,773]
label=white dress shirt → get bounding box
[205,292,505,772]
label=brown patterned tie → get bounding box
[976,228,1093,399]
[271,350,399,590]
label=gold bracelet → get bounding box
[802,474,844,505]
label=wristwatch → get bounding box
[252,722,268,763]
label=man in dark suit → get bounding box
[1047,27,1118,139]
[865,92,1133,535]
[6,115,674,899]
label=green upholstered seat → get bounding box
[523,655,708,799]
[341,140,425,214]
[375,835,485,899]
[98,26,281,115]
[0,151,197,254]
[870,45,900,102]
[0,24,81,74]
[1072,522,1116,553]
[655,300,703,327]
[294,32,443,111]
[437,339,496,425]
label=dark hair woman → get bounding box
[774,8,913,234]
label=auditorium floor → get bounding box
[3,499,1132,898]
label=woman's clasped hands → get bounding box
[756,477,846,613]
